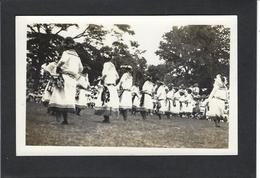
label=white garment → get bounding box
[172,91,181,114]
[77,74,90,89]
[131,85,141,108]
[94,62,119,115]
[119,72,133,109]
[75,74,90,108]
[166,90,175,113]
[179,95,187,113]
[49,50,83,111]
[95,85,119,110]
[142,81,153,94]
[102,62,119,85]
[207,98,225,117]
[207,85,228,117]
[119,72,133,90]
[199,100,207,114]
[60,50,83,78]
[183,94,194,113]
[157,85,167,100]
[141,81,154,110]
[206,76,228,117]
[41,62,58,103]
[156,85,167,113]
[75,89,88,108]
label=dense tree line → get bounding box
[155,25,230,90]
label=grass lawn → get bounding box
[26,102,228,148]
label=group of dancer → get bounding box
[39,37,229,127]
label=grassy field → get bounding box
[26,102,228,148]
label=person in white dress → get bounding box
[199,95,208,120]
[178,89,187,118]
[48,37,83,124]
[173,84,185,115]
[206,74,228,127]
[172,85,184,116]
[93,78,103,110]
[94,58,119,123]
[131,83,141,116]
[151,83,158,114]
[75,71,90,115]
[118,65,133,120]
[41,61,58,107]
[184,89,195,118]
[140,76,154,119]
[165,85,175,119]
[156,81,167,119]
[191,83,201,119]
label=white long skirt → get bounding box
[172,100,180,114]
[183,102,194,113]
[179,102,187,113]
[119,90,132,110]
[132,95,140,108]
[165,99,173,113]
[140,94,153,111]
[48,75,76,112]
[75,89,88,109]
[158,99,167,114]
[94,85,119,116]
[207,98,225,117]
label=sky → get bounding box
[131,23,173,65]
[59,23,173,65]
[40,15,235,66]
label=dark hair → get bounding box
[221,76,225,83]
[63,37,75,50]
[187,89,192,94]
[104,56,112,62]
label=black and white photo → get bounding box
[16,16,237,155]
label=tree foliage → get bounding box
[27,23,147,91]
[155,25,230,89]
[27,24,78,89]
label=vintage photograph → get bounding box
[16,16,237,155]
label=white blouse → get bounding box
[131,85,140,96]
[119,72,133,90]
[59,50,83,77]
[166,90,175,99]
[156,85,167,100]
[102,62,119,85]
[142,81,154,94]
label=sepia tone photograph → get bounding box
[16,16,237,155]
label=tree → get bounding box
[146,64,168,82]
[79,24,147,83]
[156,25,230,90]
[107,24,147,83]
[27,23,78,90]
[26,23,148,91]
